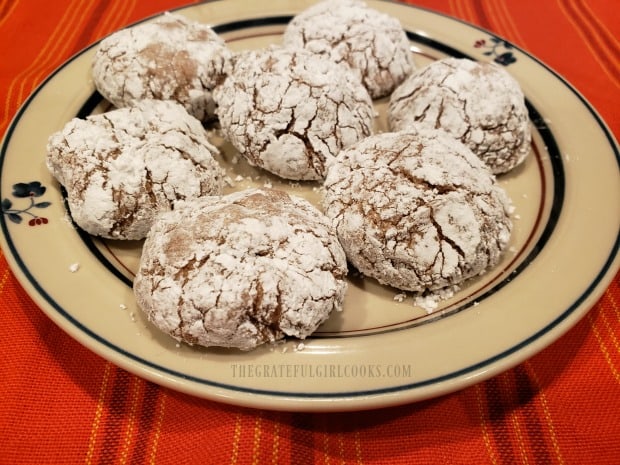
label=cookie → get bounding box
[92,12,232,122]
[133,188,348,351]
[282,0,414,98]
[213,45,374,181]
[46,99,223,240]
[388,57,531,174]
[322,127,513,292]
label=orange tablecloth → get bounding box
[1,1,618,464]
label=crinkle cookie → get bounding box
[282,0,414,98]
[322,127,513,292]
[92,12,232,122]
[133,188,348,351]
[46,100,223,240]
[213,45,374,181]
[388,57,531,174]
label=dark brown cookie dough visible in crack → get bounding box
[213,45,374,181]
[133,188,348,351]
[388,57,531,174]
[322,127,513,292]
[46,100,223,240]
[283,0,415,99]
[92,12,232,122]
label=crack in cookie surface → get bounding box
[388,57,531,174]
[46,100,223,240]
[214,46,374,181]
[323,128,513,292]
[92,12,232,122]
[282,0,415,98]
[134,188,348,351]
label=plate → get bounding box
[1,0,618,412]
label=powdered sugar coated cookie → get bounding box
[92,12,232,122]
[133,188,348,351]
[322,127,513,292]
[213,45,374,180]
[283,0,415,98]
[388,57,531,174]
[46,100,223,240]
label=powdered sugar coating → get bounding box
[322,128,513,292]
[133,188,348,351]
[388,58,531,174]
[46,100,223,240]
[283,0,414,98]
[92,12,232,122]
[213,46,374,180]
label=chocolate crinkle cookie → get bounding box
[388,57,531,174]
[92,12,232,122]
[133,188,348,351]
[282,0,415,99]
[322,127,513,292]
[213,45,374,181]
[46,99,223,240]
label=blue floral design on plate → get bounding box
[474,37,517,66]
[2,181,51,226]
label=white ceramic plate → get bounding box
[1,0,618,412]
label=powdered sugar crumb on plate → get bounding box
[413,286,459,313]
